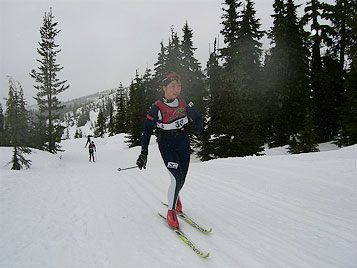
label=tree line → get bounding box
[1,0,356,169]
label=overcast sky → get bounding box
[0,0,334,107]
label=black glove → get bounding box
[136,150,148,170]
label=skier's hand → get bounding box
[136,150,148,170]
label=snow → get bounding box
[0,135,356,267]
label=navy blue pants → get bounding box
[158,134,190,210]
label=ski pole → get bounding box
[117,166,139,172]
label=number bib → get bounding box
[154,96,188,131]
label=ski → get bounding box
[158,213,210,258]
[161,202,212,233]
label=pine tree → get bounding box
[153,41,168,89]
[212,0,264,157]
[5,77,31,169]
[210,0,243,157]
[264,0,310,147]
[126,71,147,147]
[337,0,357,145]
[289,108,320,154]
[30,8,69,153]
[114,83,128,134]
[180,21,207,114]
[234,0,265,155]
[107,100,115,136]
[303,0,338,141]
[166,27,184,74]
[198,39,222,160]
[0,103,6,146]
[94,107,106,138]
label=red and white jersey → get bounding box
[153,96,189,131]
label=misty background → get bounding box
[0,0,331,107]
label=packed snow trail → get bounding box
[0,135,356,267]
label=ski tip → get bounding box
[199,252,210,258]
[204,228,213,233]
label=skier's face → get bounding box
[163,79,181,99]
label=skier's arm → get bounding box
[137,105,158,170]
[141,105,159,152]
[185,98,203,135]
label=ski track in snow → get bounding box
[0,135,356,267]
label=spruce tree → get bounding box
[198,39,223,160]
[303,0,337,142]
[166,27,184,74]
[5,78,31,169]
[30,8,69,153]
[0,104,6,146]
[289,108,320,154]
[126,71,147,147]
[337,0,357,145]
[180,21,207,114]
[153,41,168,90]
[94,107,106,138]
[211,0,243,157]
[234,0,265,155]
[114,83,128,134]
[107,100,115,136]
[264,0,310,147]
[213,0,264,157]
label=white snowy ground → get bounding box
[0,135,356,267]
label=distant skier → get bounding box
[85,134,93,148]
[136,72,203,229]
[89,141,96,162]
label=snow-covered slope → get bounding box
[0,135,356,267]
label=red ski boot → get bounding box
[175,197,183,214]
[167,209,179,229]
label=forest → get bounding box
[1,0,356,169]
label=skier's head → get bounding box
[91,141,94,144]
[162,72,181,99]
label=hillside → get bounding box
[0,135,356,267]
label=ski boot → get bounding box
[167,209,179,229]
[175,197,183,214]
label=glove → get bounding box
[136,150,148,170]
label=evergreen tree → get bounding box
[153,41,168,90]
[289,108,320,154]
[166,27,184,74]
[198,39,222,160]
[337,0,357,145]
[212,0,264,157]
[220,0,243,68]
[303,0,338,141]
[264,0,310,147]
[5,77,31,169]
[210,0,243,157]
[94,107,106,138]
[142,67,157,109]
[180,21,207,114]
[77,106,90,127]
[107,100,115,136]
[126,71,147,147]
[74,128,83,139]
[114,83,128,134]
[0,103,6,146]
[30,8,69,153]
[234,0,265,155]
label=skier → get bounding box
[136,72,203,229]
[88,141,96,162]
[85,134,93,148]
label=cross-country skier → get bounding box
[136,72,203,229]
[85,134,93,148]
[89,141,96,162]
